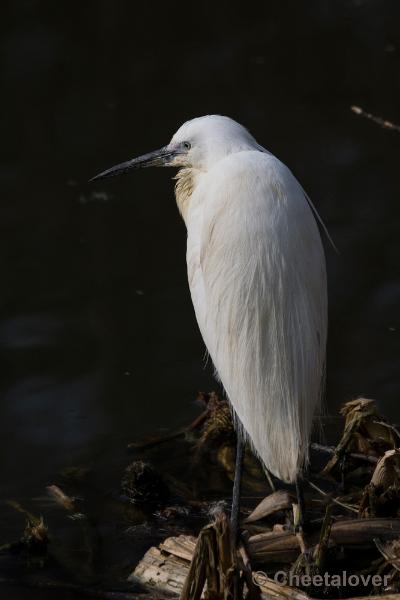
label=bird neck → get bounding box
[174,167,195,221]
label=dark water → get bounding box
[1,0,400,597]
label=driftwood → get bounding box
[131,537,400,600]
[129,545,191,596]
[251,573,310,600]
[130,515,240,600]
[248,518,400,563]
[128,397,400,600]
[131,518,400,597]
[160,536,197,562]
[4,395,400,600]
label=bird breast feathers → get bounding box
[185,151,327,482]
[174,168,195,219]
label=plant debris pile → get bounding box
[1,394,400,600]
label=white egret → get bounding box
[92,115,328,535]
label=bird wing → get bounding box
[186,151,327,483]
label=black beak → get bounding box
[89,146,175,182]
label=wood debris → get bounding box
[2,392,400,600]
[130,395,400,600]
[244,491,294,524]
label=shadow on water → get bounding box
[1,1,400,596]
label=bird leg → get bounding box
[294,476,307,533]
[293,475,314,565]
[230,434,244,548]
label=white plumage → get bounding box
[92,114,328,484]
[172,116,327,483]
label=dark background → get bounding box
[0,0,400,596]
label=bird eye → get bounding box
[183,141,191,150]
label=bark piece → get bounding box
[245,491,294,524]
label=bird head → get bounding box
[90,115,260,181]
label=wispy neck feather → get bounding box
[174,168,194,220]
